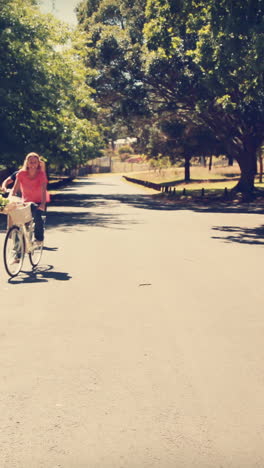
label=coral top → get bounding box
[17,170,50,203]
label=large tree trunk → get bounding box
[259,155,263,183]
[184,155,191,182]
[234,149,257,196]
[227,154,233,166]
[208,155,213,171]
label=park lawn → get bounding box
[132,163,240,184]
[166,179,264,192]
[132,163,264,192]
[131,164,264,204]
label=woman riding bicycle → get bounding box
[10,152,50,244]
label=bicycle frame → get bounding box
[21,218,34,253]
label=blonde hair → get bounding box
[39,158,46,172]
[22,152,42,171]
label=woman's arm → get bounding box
[1,176,13,192]
[1,171,18,192]
[10,178,20,197]
[38,181,47,211]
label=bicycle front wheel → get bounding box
[3,225,25,277]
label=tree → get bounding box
[143,0,264,196]
[76,0,149,142]
[0,0,103,169]
[77,0,264,196]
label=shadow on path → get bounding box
[50,177,264,216]
[46,206,139,231]
[212,225,264,245]
[49,190,264,212]
[8,264,72,284]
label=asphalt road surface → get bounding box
[0,174,263,468]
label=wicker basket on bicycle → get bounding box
[2,202,32,226]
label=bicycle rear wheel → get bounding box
[3,225,25,277]
[29,240,43,267]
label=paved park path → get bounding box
[0,174,263,468]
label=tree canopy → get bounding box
[77,0,264,194]
[76,0,149,141]
[143,0,264,192]
[0,0,103,170]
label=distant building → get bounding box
[112,137,137,150]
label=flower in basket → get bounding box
[0,195,10,212]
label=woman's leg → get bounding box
[31,204,44,241]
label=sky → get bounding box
[39,0,80,26]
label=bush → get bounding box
[118,145,134,155]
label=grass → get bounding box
[131,162,264,205]
[133,163,264,189]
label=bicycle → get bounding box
[2,198,45,277]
